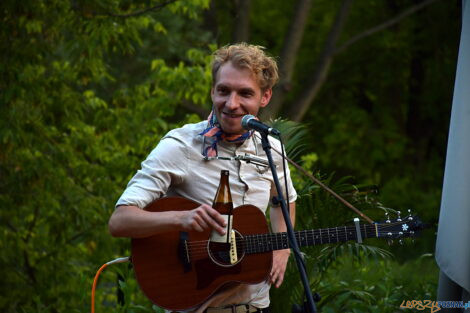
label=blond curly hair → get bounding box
[212,43,279,91]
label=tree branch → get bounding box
[37,230,91,264]
[287,0,440,122]
[83,0,178,19]
[261,0,312,120]
[181,100,211,119]
[334,0,439,55]
[287,0,353,122]
[23,250,37,284]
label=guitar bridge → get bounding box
[229,230,238,264]
[178,232,191,272]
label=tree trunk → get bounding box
[286,0,440,122]
[334,0,439,55]
[287,0,353,122]
[261,0,313,120]
[203,0,220,44]
[232,0,251,43]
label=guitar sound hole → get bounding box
[207,230,245,267]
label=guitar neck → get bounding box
[244,224,378,254]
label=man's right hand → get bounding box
[109,203,227,238]
[179,204,227,235]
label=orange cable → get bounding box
[91,257,130,313]
[91,263,108,313]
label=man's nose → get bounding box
[225,92,240,110]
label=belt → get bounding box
[204,304,270,313]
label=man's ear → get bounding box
[260,88,272,108]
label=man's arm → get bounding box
[108,204,227,238]
[269,201,296,288]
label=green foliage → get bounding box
[1,0,458,312]
[1,0,212,311]
[317,254,438,313]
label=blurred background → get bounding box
[0,0,462,312]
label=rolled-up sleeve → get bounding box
[116,135,187,209]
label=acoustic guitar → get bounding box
[131,197,423,311]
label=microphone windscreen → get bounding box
[241,114,255,130]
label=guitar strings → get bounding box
[185,221,413,247]
[184,224,413,258]
[185,223,413,250]
[185,230,409,259]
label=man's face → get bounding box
[211,62,272,135]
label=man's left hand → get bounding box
[269,249,290,288]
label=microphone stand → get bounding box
[259,131,317,313]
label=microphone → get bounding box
[241,114,281,136]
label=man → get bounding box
[108,43,297,313]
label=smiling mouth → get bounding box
[223,112,245,118]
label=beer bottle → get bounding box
[211,170,233,243]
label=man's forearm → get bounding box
[108,203,227,239]
[270,202,296,233]
[108,205,183,238]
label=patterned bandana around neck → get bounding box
[199,110,253,157]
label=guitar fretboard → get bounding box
[243,224,379,254]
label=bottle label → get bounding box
[210,214,233,243]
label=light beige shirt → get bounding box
[117,121,297,311]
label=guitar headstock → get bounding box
[376,213,425,243]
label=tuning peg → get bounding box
[397,211,402,222]
[387,231,393,245]
[399,239,404,245]
[408,209,413,221]
[385,212,391,223]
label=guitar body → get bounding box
[131,197,273,311]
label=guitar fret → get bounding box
[253,235,257,253]
[267,233,271,252]
[254,235,257,253]
[243,222,401,256]
[262,234,266,253]
[246,235,250,254]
